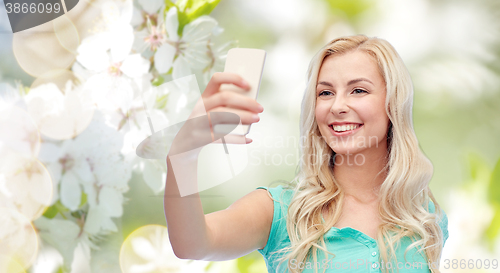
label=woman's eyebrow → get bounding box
[317,81,333,87]
[347,78,374,86]
[317,78,374,87]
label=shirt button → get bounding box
[371,251,377,257]
[372,263,377,269]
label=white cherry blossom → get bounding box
[40,112,131,236]
[24,82,95,140]
[76,0,150,112]
[154,7,218,79]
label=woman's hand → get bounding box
[168,72,264,157]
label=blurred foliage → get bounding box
[322,0,375,23]
[486,157,500,248]
[210,5,278,49]
[465,152,500,251]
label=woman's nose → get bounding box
[330,95,350,115]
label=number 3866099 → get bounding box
[5,2,61,14]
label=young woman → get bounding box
[164,35,449,273]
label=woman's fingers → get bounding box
[202,72,251,99]
[211,134,252,145]
[208,107,260,125]
[202,90,263,114]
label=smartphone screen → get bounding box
[216,48,266,135]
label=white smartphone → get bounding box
[215,48,266,135]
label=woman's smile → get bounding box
[328,123,364,137]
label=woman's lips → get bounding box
[328,124,363,136]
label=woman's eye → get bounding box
[352,88,367,94]
[319,90,333,96]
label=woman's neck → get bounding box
[332,144,388,204]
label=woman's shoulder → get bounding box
[255,184,296,256]
[256,184,295,206]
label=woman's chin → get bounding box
[330,146,363,155]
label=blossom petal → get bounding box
[154,44,176,74]
[45,162,62,205]
[98,187,123,217]
[84,74,134,112]
[34,217,80,269]
[38,142,63,163]
[131,6,143,27]
[72,158,93,184]
[182,16,217,43]
[172,56,192,80]
[142,160,165,193]
[139,0,163,14]
[84,207,118,234]
[109,24,134,63]
[129,262,157,273]
[165,7,179,41]
[76,34,111,72]
[60,172,81,211]
[119,0,134,24]
[0,83,20,106]
[131,237,157,261]
[121,54,150,78]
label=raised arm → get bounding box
[163,72,271,261]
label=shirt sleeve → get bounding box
[255,185,288,257]
[429,200,449,247]
[439,209,449,246]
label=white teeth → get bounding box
[332,124,360,132]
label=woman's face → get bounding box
[315,50,389,156]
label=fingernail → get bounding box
[258,105,264,112]
[242,80,249,88]
[246,138,253,143]
[252,114,260,121]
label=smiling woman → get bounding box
[164,35,448,273]
[254,35,448,273]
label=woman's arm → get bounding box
[163,72,271,261]
[164,154,274,261]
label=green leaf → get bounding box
[54,200,69,212]
[176,0,221,35]
[43,200,71,219]
[42,205,59,219]
[186,0,221,20]
[79,191,87,208]
[485,203,500,250]
[177,10,190,35]
[164,0,176,10]
[176,0,193,12]
[152,75,165,86]
[155,93,169,109]
[488,157,500,204]
[70,211,82,219]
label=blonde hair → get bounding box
[269,35,446,273]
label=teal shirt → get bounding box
[256,185,449,273]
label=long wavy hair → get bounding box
[268,35,446,273]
